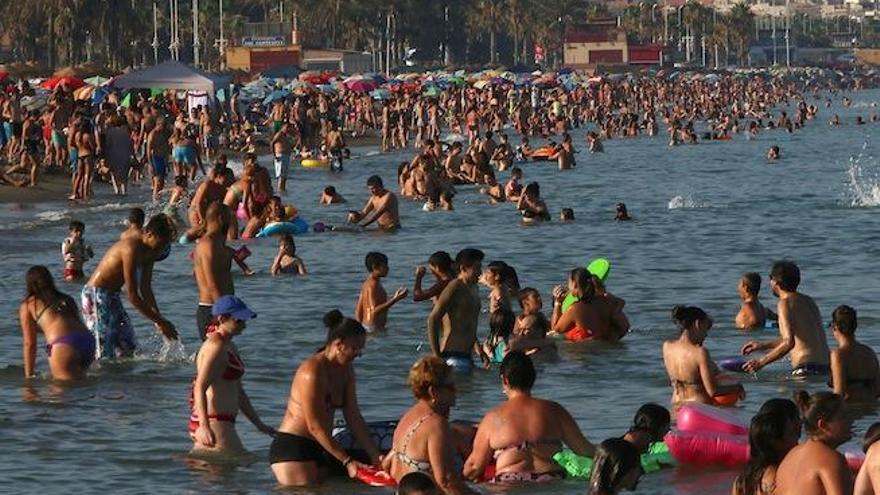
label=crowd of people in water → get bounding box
[8,67,880,494]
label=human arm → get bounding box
[359,199,389,228]
[270,250,284,276]
[699,348,744,398]
[830,349,846,397]
[341,366,382,465]
[190,183,207,219]
[122,247,172,332]
[365,285,408,323]
[137,262,178,340]
[743,302,794,373]
[429,420,479,495]
[557,403,596,457]
[413,267,443,302]
[293,257,307,275]
[192,339,226,447]
[550,287,572,334]
[19,303,37,378]
[237,382,275,436]
[427,283,455,356]
[463,414,493,481]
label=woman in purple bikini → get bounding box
[18,265,96,380]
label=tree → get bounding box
[727,3,755,66]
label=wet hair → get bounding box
[736,412,795,495]
[560,208,574,220]
[488,309,515,343]
[524,182,540,198]
[455,248,484,272]
[211,163,226,178]
[832,305,857,335]
[408,356,453,400]
[222,168,235,182]
[671,305,709,331]
[510,166,522,178]
[206,203,231,233]
[174,175,188,188]
[24,266,78,319]
[367,175,383,188]
[143,213,174,242]
[323,185,337,195]
[518,287,541,308]
[364,251,388,272]
[757,398,800,425]
[500,350,536,390]
[128,208,145,228]
[742,272,761,296]
[397,471,437,495]
[68,220,85,232]
[485,261,507,286]
[280,233,295,252]
[770,260,800,292]
[629,404,671,442]
[569,268,596,301]
[589,438,641,494]
[428,251,454,275]
[322,309,366,348]
[794,391,845,436]
[864,422,880,453]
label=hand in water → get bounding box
[243,269,255,276]
[393,287,409,301]
[741,341,760,355]
[195,424,215,447]
[415,265,426,278]
[742,359,763,374]
[156,319,179,340]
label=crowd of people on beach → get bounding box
[8,66,880,495]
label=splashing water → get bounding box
[844,143,880,207]
[668,195,700,209]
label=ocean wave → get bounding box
[0,201,141,231]
[844,146,880,207]
[668,195,703,209]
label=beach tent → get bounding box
[113,61,228,94]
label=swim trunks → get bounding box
[63,267,84,280]
[152,155,168,178]
[791,363,829,377]
[51,129,66,147]
[81,285,136,359]
[270,432,335,466]
[172,145,195,165]
[196,303,213,341]
[274,154,290,179]
[440,351,474,370]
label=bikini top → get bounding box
[392,413,434,474]
[205,325,245,381]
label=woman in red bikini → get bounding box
[18,265,96,380]
[189,295,275,455]
[550,268,628,342]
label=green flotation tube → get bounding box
[552,441,676,480]
[560,258,612,313]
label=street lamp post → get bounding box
[152,1,159,64]
[772,16,777,65]
[192,0,200,67]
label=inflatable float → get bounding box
[255,218,310,238]
[554,441,676,479]
[561,258,612,313]
[530,146,556,161]
[718,356,748,373]
[302,158,330,168]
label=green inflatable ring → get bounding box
[552,441,675,480]
[560,258,612,313]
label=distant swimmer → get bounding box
[615,203,632,221]
[560,208,575,222]
[831,114,841,126]
[735,272,777,330]
[742,261,831,375]
[354,251,407,331]
[768,145,780,160]
[319,185,346,205]
[270,234,307,276]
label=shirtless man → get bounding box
[856,423,880,495]
[743,261,830,375]
[349,175,401,231]
[82,214,178,359]
[188,164,229,233]
[735,272,777,330]
[354,252,407,331]
[271,123,292,193]
[426,248,489,369]
[193,204,238,341]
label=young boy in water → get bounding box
[510,287,556,357]
[61,220,93,281]
[270,234,307,276]
[735,272,776,330]
[354,251,408,331]
[319,186,346,205]
[120,208,145,242]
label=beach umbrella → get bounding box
[473,80,490,90]
[119,93,132,108]
[316,84,336,94]
[423,85,441,97]
[345,79,378,93]
[41,76,85,90]
[370,88,391,100]
[84,75,110,86]
[263,89,290,105]
[446,75,466,86]
[73,85,96,101]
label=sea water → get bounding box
[1,90,879,494]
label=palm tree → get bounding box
[727,3,754,66]
[472,0,504,65]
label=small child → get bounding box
[483,309,516,365]
[162,175,189,226]
[354,251,407,331]
[61,220,93,281]
[504,167,523,202]
[481,261,512,314]
[270,234,307,276]
[511,287,556,357]
[120,208,145,241]
[622,403,671,453]
[397,471,438,495]
[320,186,346,205]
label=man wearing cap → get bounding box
[194,203,243,341]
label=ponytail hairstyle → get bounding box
[736,412,794,495]
[671,305,709,331]
[795,390,845,437]
[321,309,366,351]
[569,267,596,301]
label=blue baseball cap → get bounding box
[212,295,257,320]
